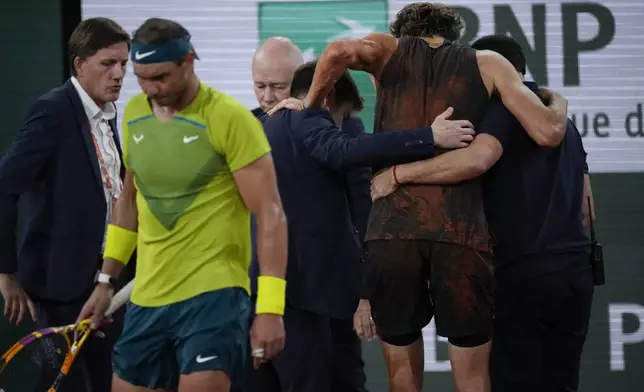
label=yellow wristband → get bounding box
[103,224,137,265]
[256,276,287,315]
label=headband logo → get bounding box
[130,37,198,64]
[134,50,157,61]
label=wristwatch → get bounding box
[97,272,117,289]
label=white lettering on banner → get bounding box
[423,303,644,373]
[609,303,644,371]
[422,320,451,372]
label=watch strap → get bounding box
[97,272,117,288]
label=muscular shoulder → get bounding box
[474,50,507,93]
[475,49,507,67]
[362,33,397,73]
[363,33,397,53]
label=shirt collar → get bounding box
[70,76,116,122]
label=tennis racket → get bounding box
[0,279,134,391]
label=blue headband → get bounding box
[130,37,199,64]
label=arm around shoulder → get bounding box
[370,133,503,201]
[305,33,395,107]
[295,108,435,170]
[396,133,503,185]
[480,50,567,147]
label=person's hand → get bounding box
[431,107,475,148]
[0,273,36,325]
[371,167,398,201]
[353,299,377,341]
[76,284,113,329]
[538,87,553,104]
[250,313,285,369]
[539,87,566,107]
[267,98,305,116]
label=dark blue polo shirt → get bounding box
[479,82,591,284]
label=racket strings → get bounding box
[30,333,69,369]
[1,313,120,391]
[0,333,69,391]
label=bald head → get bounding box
[252,37,305,112]
[254,37,304,66]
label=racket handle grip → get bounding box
[105,279,134,317]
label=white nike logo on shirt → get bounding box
[134,50,156,60]
[196,355,218,363]
[183,135,199,143]
[133,134,144,144]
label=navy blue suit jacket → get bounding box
[0,80,130,302]
[341,117,372,245]
[254,107,435,320]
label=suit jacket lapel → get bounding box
[64,80,104,194]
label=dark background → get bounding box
[0,1,642,391]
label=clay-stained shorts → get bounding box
[363,240,495,341]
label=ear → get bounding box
[184,51,196,66]
[322,97,330,111]
[73,56,83,77]
[324,87,336,109]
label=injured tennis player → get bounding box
[75,17,288,392]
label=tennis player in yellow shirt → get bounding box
[76,17,288,392]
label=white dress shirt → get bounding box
[71,77,123,250]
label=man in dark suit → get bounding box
[242,61,474,392]
[249,39,372,392]
[251,36,304,118]
[0,18,133,392]
[250,36,371,249]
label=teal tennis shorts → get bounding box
[113,287,250,389]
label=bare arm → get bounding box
[79,170,138,326]
[304,33,396,108]
[233,154,287,280]
[396,134,503,184]
[478,50,568,147]
[582,173,595,227]
[100,170,138,278]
